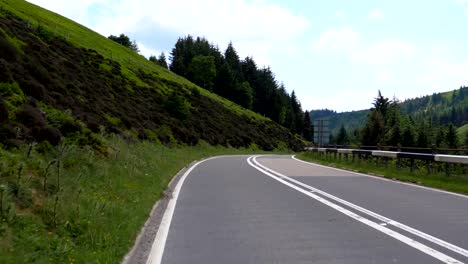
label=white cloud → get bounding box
[312,27,415,65]
[335,10,345,18]
[375,69,393,82]
[368,9,384,19]
[28,0,310,69]
[312,27,358,53]
[351,40,416,65]
[137,42,159,58]
[416,57,468,89]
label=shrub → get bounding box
[59,121,81,136]
[0,97,8,123]
[164,93,191,120]
[31,126,62,146]
[15,105,46,127]
[156,125,177,146]
[0,82,26,111]
[0,34,18,61]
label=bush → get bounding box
[59,120,81,136]
[164,93,191,120]
[0,35,18,61]
[0,82,26,111]
[31,126,62,146]
[0,97,8,123]
[15,105,46,127]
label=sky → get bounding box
[28,0,468,112]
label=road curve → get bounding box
[147,155,468,264]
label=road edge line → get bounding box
[145,156,222,264]
[248,156,464,264]
[291,155,468,199]
[255,156,468,258]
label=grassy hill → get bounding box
[0,0,304,151]
[310,87,467,138]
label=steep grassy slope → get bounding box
[0,0,304,150]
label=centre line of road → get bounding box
[248,156,465,264]
[256,155,468,259]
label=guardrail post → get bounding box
[410,159,415,173]
[397,157,401,170]
[427,160,432,174]
[445,163,450,177]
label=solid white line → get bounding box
[255,156,468,259]
[291,155,468,199]
[146,156,222,264]
[248,156,464,264]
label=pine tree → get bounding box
[149,55,157,63]
[189,55,216,90]
[336,125,349,146]
[373,90,390,120]
[401,126,415,147]
[445,123,458,149]
[416,128,428,148]
[224,42,243,82]
[303,111,313,141]
[157,52,168,68]
[435,127,445,147]
[361,111,385,146]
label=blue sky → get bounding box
[28,0,468,112]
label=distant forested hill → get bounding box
[310,86,467,137]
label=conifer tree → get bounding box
[157,52,168,68]
[445,123,458,148]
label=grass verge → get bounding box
[296,152,468,195]
[0,136,288,264]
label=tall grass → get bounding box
[0,137,275,264]
[297,152,468,195]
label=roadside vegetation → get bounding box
[297,151,468,195]
[0,135,287,264]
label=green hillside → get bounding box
[0,0,304,150]
[0,1,306,263]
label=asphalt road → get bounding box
[147,155,468,264]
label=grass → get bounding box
[0,136,289,264]
[297,152,468,195]
[0,0,268,122]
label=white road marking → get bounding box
[146,156,222,264]
[257,156,468,259]
[290,155,468,199]
[248,156,465,264]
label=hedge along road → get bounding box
[145,155,468,264]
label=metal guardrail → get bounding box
[306,147,468,165]
[306,147,468,177]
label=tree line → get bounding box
[107,34,313,139]
[165,35,313,140]
[331,90,468,149]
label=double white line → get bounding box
[247,155,468,264]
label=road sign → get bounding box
[313,119,329,146]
